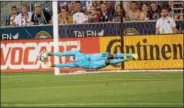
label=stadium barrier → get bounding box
[1,34,183,73]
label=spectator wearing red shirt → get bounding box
[88,6,100,23]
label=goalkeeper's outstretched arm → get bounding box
[48,50,80,57]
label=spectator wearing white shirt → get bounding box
[15,6,32,26]
[73,1,88,24]
[6,5,19,26]
[156,7,178,34]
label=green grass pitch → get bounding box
[1,72,183,107]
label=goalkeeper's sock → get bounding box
[48,52,64,56]
[109,59,124,65]
[53,52,63,56]
[48,53,54,56]
[47,52,62,56]
[114,53,132,59]
[51,64,56,67]
[55,64,65,68]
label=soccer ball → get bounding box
[38,52,48,62]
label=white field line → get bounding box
[1,102,183,107]
[60,69,183,76]
[1,69,183,78]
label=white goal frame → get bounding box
[52,1,60,75]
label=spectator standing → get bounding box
[113,4,128,22]
[139,3,149,20]
[99,3,113,22]
[6,5,19,26]
[14,6,32,26]
[127,2,141,21]
[58,5,73,24]
[30,4,52,25]
[147,2,161,20]
[156,7,178,34]
[88,6,100,23]
[73,1,88,24]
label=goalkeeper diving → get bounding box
[39,49,138,69]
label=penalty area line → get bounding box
[59,69,183,76]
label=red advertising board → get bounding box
[1,37,100,72]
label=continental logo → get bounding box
[106,39,121,54]
[123,28,139,35]
[35,31,52,39]
[106,38,184,61]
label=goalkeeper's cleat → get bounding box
[45,62,56,68]
[132,54,138,60]
[124,54,138,61]
[124,56,131,61]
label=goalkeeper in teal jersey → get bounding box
[40,49,138,69]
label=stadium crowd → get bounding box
[6,1,183,26]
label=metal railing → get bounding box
[1,19,184,28]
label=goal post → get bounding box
[52,1,60,75]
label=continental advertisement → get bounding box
[100,34,183,70]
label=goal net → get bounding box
[52,1,183,75]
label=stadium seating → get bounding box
[1,1,183,26]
